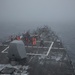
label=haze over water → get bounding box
[0,0,75,65]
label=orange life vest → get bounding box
[32,37,36,45]
[17,36,21,40]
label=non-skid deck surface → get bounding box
[0,41,74,75]
[0,41,52,64]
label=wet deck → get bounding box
[0,26,74,75]
[0,40,74,75]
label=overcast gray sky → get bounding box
[0,0,75,23]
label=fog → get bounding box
[0,0,75,22]
[0,0,75,33]
[0,0,75,43]
[0,0,75,64]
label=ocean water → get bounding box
[0,23,75,66]
[52,24,75,67]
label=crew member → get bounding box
[10,35,13,41]
[32,36,36,45]
[17,36,21,40]
[40,39,44,46]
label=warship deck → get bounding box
[0,26,74,75]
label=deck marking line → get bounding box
[1,47,65,54]
[46,42,54,56]
[1,52,46,55]
[36,41,51,43]
[1,46,48,53]
[27,53,45,56]
[29,50,39,63]
[52,47,65,49]
[2,52,8,53]
[0,45,8,47]
[25,46,49,48]
[28,57,34,63]
[3,45,9,47]
[1,46,9,53]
